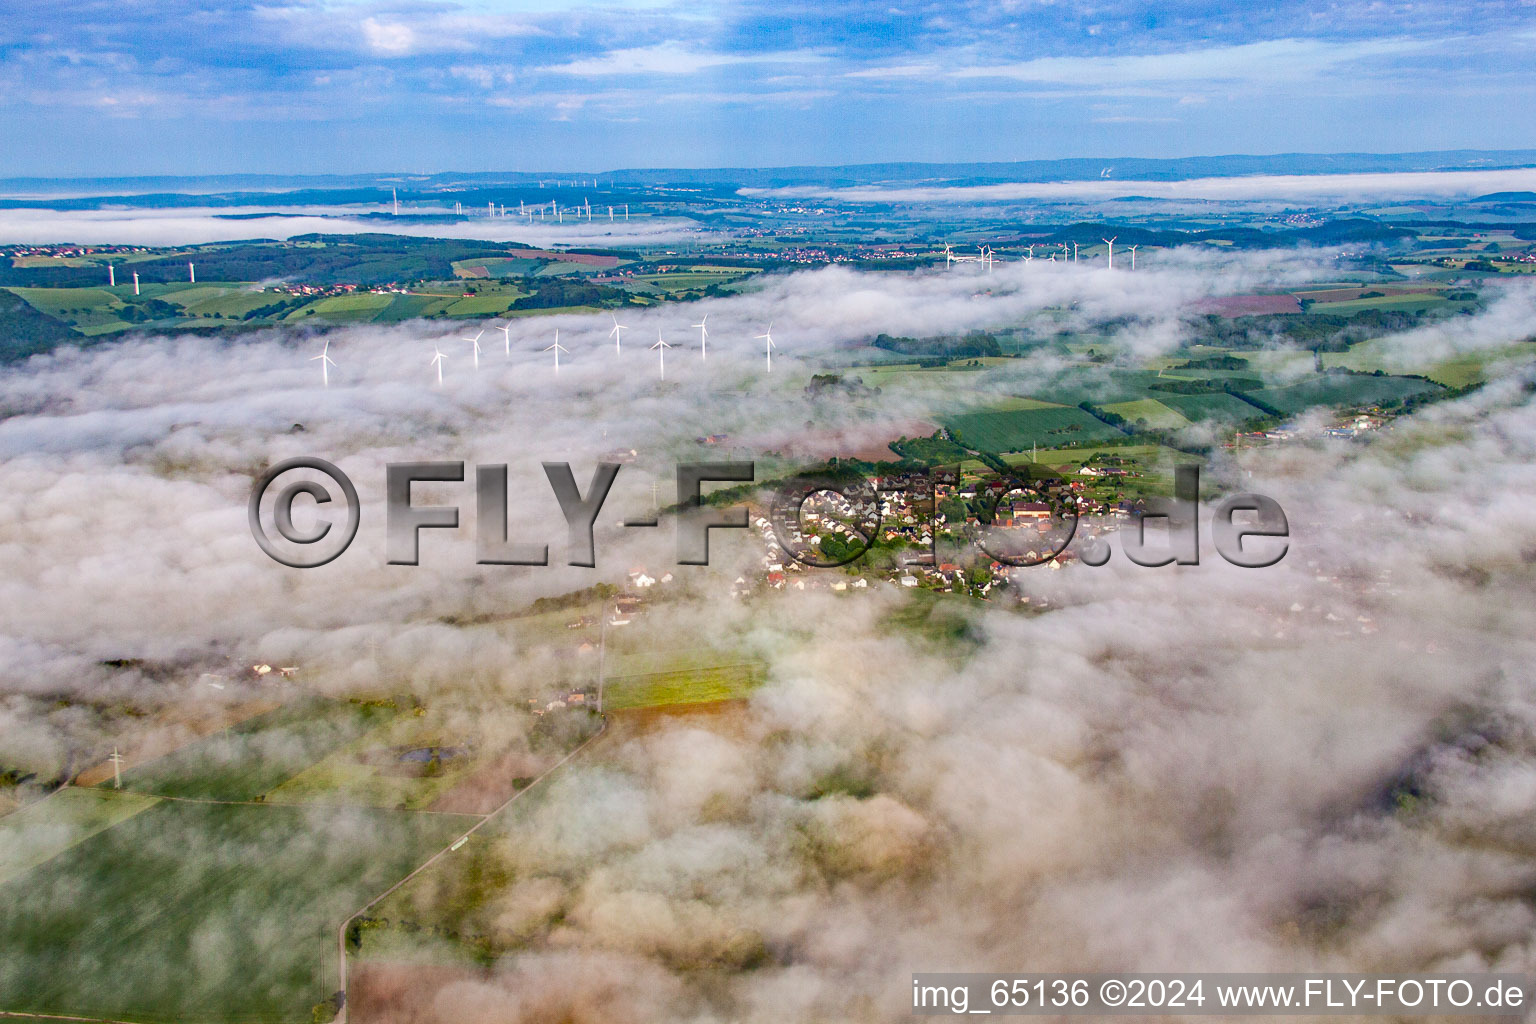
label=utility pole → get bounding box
[110,747,124,789]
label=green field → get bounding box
[1100,397,1190,428]
[1243,374,1443,416]
[602,648,765,711]
[115,699,398,802]
[0,788,160,885]
[285,292,393,323]
[444,293,520,316]
[371,293,446,322]
[1322,340,1536,388]
[263,707,509,811]
[1308,293,1451,315]
[945,404,1125,451]
[1025,368,1166,406]
[0,799,476,1023]
[1009,442,1200,474]
[179,289,280,318]
[10,286,120,314]
[1155,392,1269,423]
[451,256,547,277]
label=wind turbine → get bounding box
[311,339,336,388]
[692,313,709,360]
[463,329,484,370]
[650,329,672,379]
[1073,241,1079,263]
[430,345,447,385]
[494,321,511,355]
[1128,244,1138,270]
[943,243,954,268]
[1102,236,1117,269]
[755,322,776,373]
[609,313,628,354]
[544,328,568,372]
[1024,244,1035,263]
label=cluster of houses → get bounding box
[4,243,151,260]
[269,282,361,297]
[1233,412,1387,445]
[528,689,594,716]
[727,469,1092,600]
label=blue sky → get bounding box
[3,0,1536,176]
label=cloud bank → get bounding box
[2,255,1536,1020]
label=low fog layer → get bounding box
[2,253,1535,1020]
[0,206,705,247]
[752,167,1536,204]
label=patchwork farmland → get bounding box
[946,404,1125,451]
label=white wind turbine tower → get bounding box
[943,243,954,268]
[692,313,709,360]
[311,339,336,388]
[430,345,447,385]
[609,313,628,354]
[1073,241,1079,262]
[1127,244,1138,269]
[755,322,776,373]
[463,329,484,370]
[544,328,568,372]
[650,329,672,379]
[494,321,511,355]
[1102,236,1117,269]
[1024,244,1035,263]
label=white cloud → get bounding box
[542,43,822,76]
[360,16,418,56]
[947,36,1440,87]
